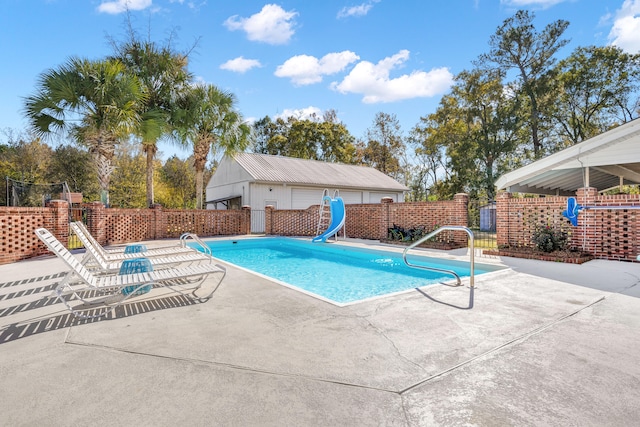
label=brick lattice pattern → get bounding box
[265,194,470,245]
[497,189,640,262]
[1,201,250,265]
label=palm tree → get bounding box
[23,57,143,206]
[173,84,251,209]
[112,38,192,207]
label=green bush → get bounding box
[532,226,568,252]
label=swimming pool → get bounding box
[198,238,504,305]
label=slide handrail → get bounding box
[402,225,475,287]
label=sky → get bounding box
[1,0,640,160]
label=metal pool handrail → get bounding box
[180,233,213,261]
[402,225,475,288]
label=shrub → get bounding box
[532,226,568,252]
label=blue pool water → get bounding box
[198,238,503,305]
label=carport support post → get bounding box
[575,187,598,255]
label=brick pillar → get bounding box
[242,205,252,234]
[152,204,163,240]
[84,202,106,245]
[453,193,469,245]
[575,187,598,255]
[265,205,274,235]
[496,192,512,248]
[381,197,393,240]
[47,200,69,247]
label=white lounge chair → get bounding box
[70,222,213,273]
[35,228,226,319]
[69,221,206,260]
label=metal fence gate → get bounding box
[68,205,86,249]
[468,198,497,250]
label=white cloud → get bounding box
[97,0,152,14]
[275,51,360,86]
[220,57,262,73]
[337,1,379,19]
[224,4,297,45]
[276,106,324,122]
[500,0,566,8]
[608,0,640,53]
[331,50,454,103]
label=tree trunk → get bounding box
[144,143,157,207]
[88,132,117,207]
[193,135,212,209]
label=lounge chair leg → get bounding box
[190,266,227,301]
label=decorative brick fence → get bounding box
[265,194,470,245]
[0,201,251,265]
[497,188,640,261]
[84,203,251,245]
[0,200,69,264]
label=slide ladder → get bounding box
[313,190,345,243]
[316,189,331,237]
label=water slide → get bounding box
[312,196,346,243]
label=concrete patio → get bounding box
[1,239,639,426]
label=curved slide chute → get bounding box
[312,196,345,243]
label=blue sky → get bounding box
[1,0,639,159]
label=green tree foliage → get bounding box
[23,57,144,206]
[359,112,406,181]
[479,10,569,158]
[172,84,250,209]
[412,69,522,200]
[409,94,465,199]
[48,144,99,201]
[108,143,147,208]
[156,155,197,209]
[0,133,52,184]
[552,45,640,148]
[252,111,356,163]
[454,69,522,199]
[110,26,193,207]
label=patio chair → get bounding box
[70,222,213,273]
[70,221,203,261]
[35,228,227,319]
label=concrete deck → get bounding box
[1,239,639,426]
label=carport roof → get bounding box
[495,118,640,195]
[232,153,409,191]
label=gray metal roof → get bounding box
[232,153,409,191]
[495,118,640,195]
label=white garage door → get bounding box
[340,191,363,204]
[291,188,365,208]
[291,188,325,209]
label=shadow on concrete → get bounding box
[0,293,201,344]
[415,285,475,310]
[0,272,211,345]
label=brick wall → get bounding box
[88,204,251,245]
[265,195,469,244]
[0,201,251,265]
[496,189,640,262]
[0,201,68,264]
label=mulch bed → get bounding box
[483,248,594,264]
